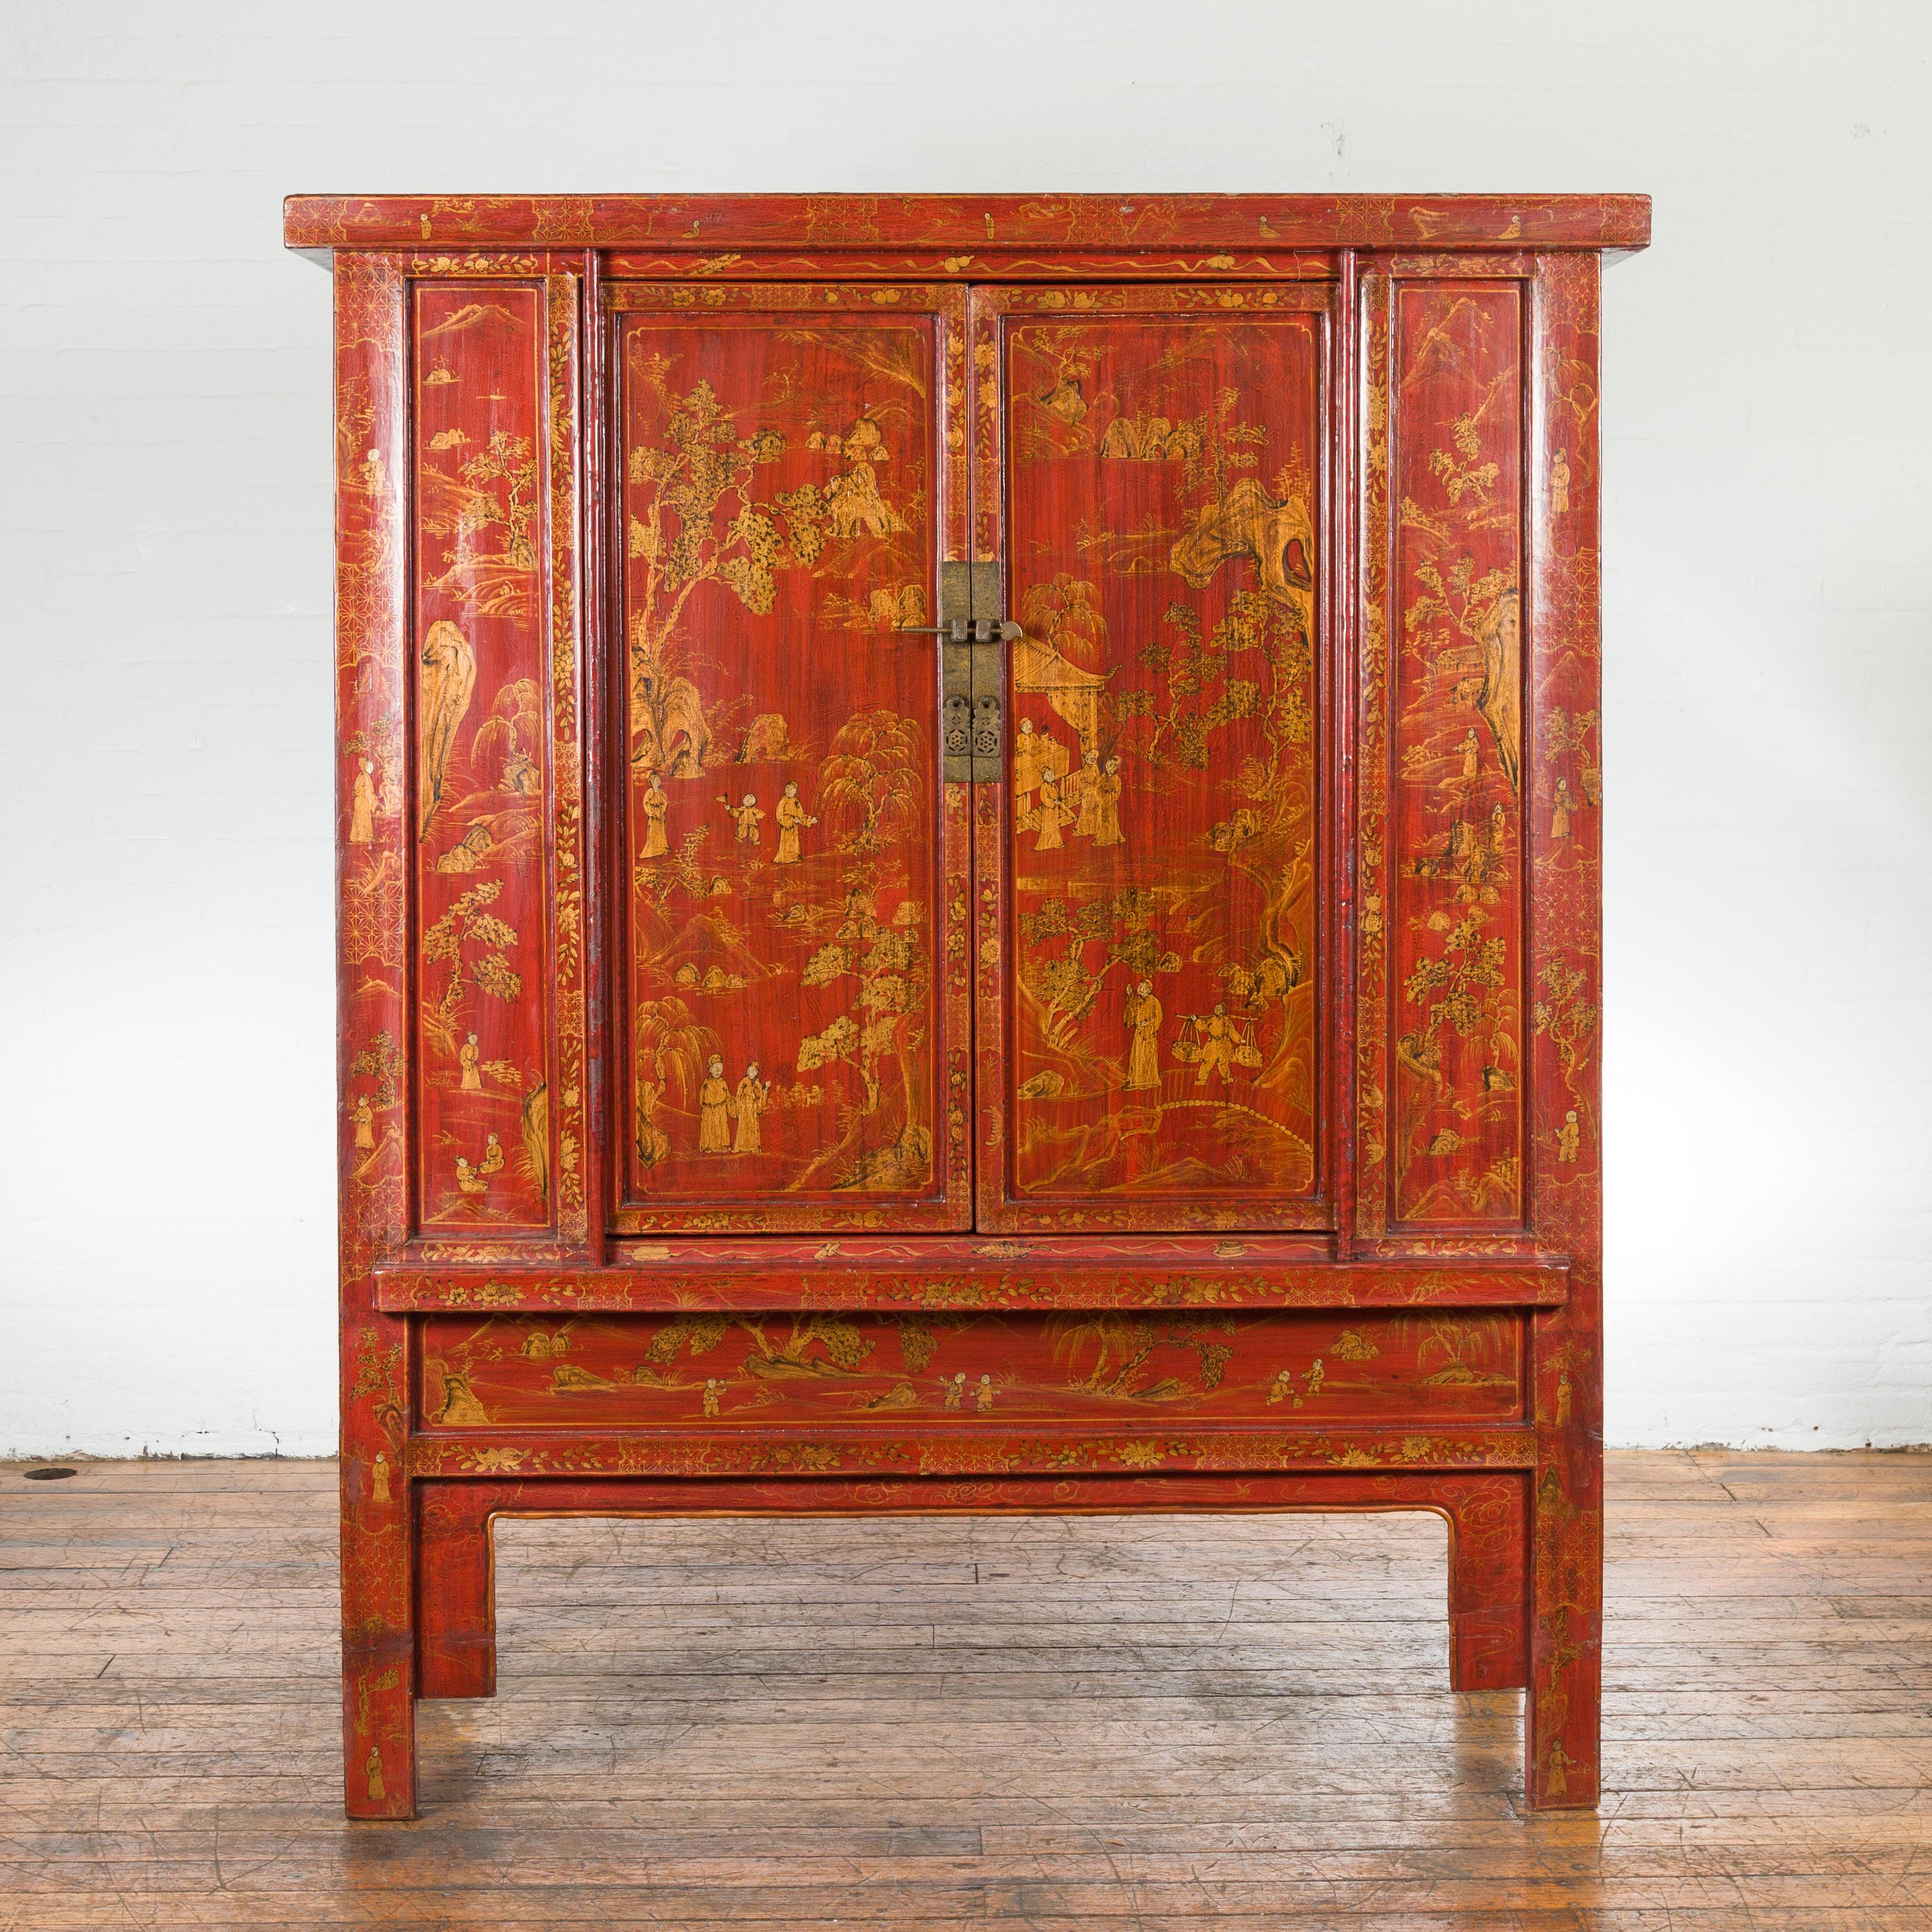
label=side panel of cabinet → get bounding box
[402,267,591,1253]
[1355,251,1604,1795]
[607,286,971,1232]
[971,285,1337,1233]
[1525,251,1606,1809]
[334,254,416,1817]
[1356,270,1529,1241]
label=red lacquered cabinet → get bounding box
[287,192,1647,1816]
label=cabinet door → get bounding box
[971,286,1336,1232]
[609,286,972,1233]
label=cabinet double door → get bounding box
[609,280,1334,1236]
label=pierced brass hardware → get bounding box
[973,693,1002,769]
[909,560,1012,784]
[943,692,972,769]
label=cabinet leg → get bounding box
[1524,1466,1603,1809]
[341,1447,417,1820]
[1446,1479,1528,1692]
[418,1492,497,1700]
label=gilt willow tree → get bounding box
[421,880,522,1058]
[625,365,835,776]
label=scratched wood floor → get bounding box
[1,1454,1928,1928]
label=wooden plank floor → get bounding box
[2,1452,1928,1928]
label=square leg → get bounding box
[418,1487,497,1700]
[341,1441,416,1820]
[1446,1476,1529,1692]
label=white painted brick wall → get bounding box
[2,0,1926,1454]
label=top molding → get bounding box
[282,192,1651,256]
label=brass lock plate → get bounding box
[939,561,1004,784]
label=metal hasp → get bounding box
[909,561,1012,783]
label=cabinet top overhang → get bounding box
[282,192,1650,257]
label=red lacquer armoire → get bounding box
[288,192,1646,1817]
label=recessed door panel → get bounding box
[972,287,1333,1231]
[610,287,971,1232]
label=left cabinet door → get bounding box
[608,285,974,1233]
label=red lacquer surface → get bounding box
[284,192,1651,254]
[980,289,1329,1229]
[413,1308,1524,1433]
[308,196,1633,1820]
[1524,251,1607,1810]
[410,1472,1528,1703]
[334,253,416,1818]
[1385,281,1525,1227]
[612,288,970,1231]
[371,1245,1567,1314]
[411,283,554,1231]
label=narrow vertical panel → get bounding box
[579,248,613,1260]
[1353,271,1395,1243]
[1525,252,1605,1810]
[969,297,1009,1228]
[1386,283,1526,1228]
[939,293,976,1217]
[334,254,416,1818]
[544,272,591,1250]
[411,282,554,1234]
[975,286,1331,1232]
[610,287,969,1232]
[340,261,413,1249]
[1328,250,1360,1258]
